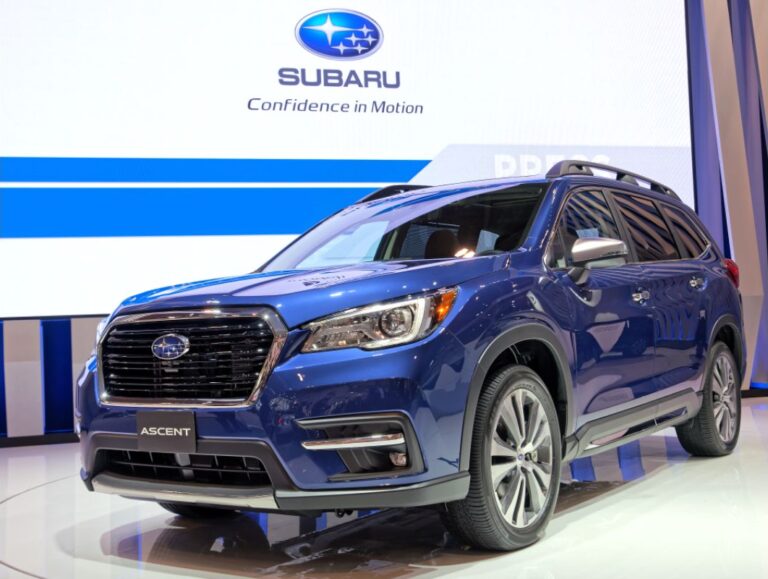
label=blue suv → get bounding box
[76,160,745,551]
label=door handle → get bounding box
[689,276,706,289]
[632,289,651,303]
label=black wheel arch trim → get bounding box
[459,321,575,472]
[709,313,746,381]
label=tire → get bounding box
[676,341,741,457]
[442,365,562,551]
[158,502,239,519]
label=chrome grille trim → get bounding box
[97,308,287,408]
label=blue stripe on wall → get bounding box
[0,187,375,238]
[40,319,74,434]
[0,157,429,183]
[0,321,6,438]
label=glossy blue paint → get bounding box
[77,171,745,501]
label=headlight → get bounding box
[302,288,458,352]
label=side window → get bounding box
[548,189,622,268]
[662,204,709,258]
[613,194,680,262]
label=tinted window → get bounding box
[398,223,457,259]
[397,223,501,260]
[613,194,680,262]
[386,190,540,260]
[549,190,622,268]
[662,204,708,258]
[263,185,544,271]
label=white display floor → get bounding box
[2,398,768,578]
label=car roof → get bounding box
[355,175,549,211]
[358,160,683,209]
[359,173,684,212]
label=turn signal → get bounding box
[432,288,457,324]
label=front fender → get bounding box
[458,320,574,471]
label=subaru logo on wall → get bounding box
[296,10,382,60]
[151,334,190,360]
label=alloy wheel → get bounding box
[712,353,738,443]
[489,388,553,528]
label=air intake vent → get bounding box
[100,450,271,486]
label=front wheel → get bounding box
[442,365,562,551]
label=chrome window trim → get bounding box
[97,307,287,409]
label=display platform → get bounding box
[1,398,767,578]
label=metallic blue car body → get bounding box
[76,172,745,506]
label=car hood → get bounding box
[114,256,508,328]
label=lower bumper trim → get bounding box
[91,472,280,510]
[90,471,470,512]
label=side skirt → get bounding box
[563,388,701,461]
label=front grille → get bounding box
[101,316,275,400]
[100,450,271,486]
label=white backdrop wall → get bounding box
[0,0,693,318]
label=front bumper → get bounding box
[78,319,472,491]
[82,432,469,512]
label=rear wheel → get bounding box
[442,365,561,551]
[158,502,239,519]
[676,341,741,456]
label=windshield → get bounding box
[262,183,545,272]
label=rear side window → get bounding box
[548,189,622,268]
[662,204,709,258]
[613,194,681,262]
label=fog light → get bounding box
[389,451,408,467]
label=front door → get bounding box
[545,189,657,422]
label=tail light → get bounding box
[723,258,739,289]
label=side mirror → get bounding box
[568,237,628,284]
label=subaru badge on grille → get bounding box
[151,334,190,360]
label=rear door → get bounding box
[610,192,707,395]
[659,202,712,388]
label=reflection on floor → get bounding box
[2,398,768,578]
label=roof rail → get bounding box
[546,160,678,198]
[356,184,430,204]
